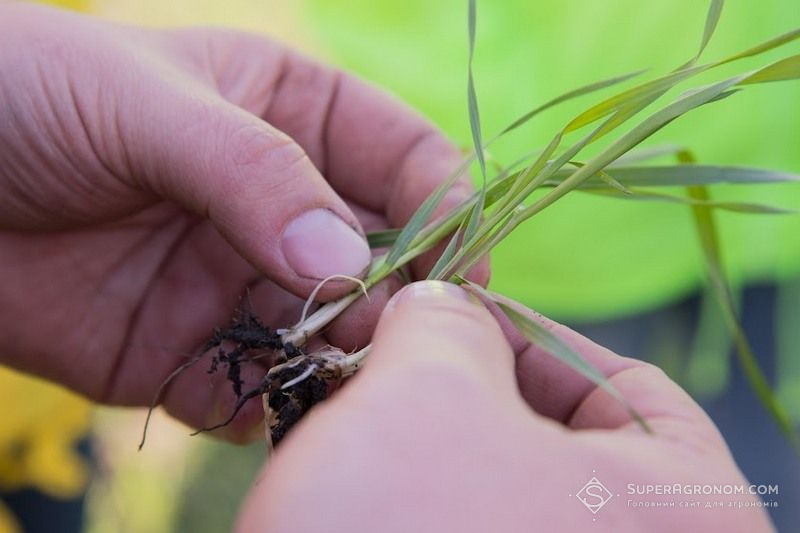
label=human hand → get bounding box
[0,4,485,441]
[237,281,773,532]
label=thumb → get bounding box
[129,89,372,300]
[363,281,518,399]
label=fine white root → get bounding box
[280,363,319,390]
[269,345,371,389]
[279,259,391,347]
[296,274,369,326]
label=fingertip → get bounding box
[280,208,372,282]
[383,279,475,313]
[364,281,517,395]
[142,94,373,303]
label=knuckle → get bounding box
[227,124,306,172]
[221,123,309,194]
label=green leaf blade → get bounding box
[499,69,645,136]
[366,229,401,249]
[688,185,800,452]
[464,282,652,433]
[546,164,800,188]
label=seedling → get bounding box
[141,0,800,452]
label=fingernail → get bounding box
[281,209,372,279]
[386,280,472,312]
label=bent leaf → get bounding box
[688,184,800,452]
[367,229,400,248]
[545,164,800,188]
[582,187,798,214]
[464,281,652,433]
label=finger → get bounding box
[121,81,371,302]
[358,281,520,405]
[183,31,487,284]
[488,300,727,449]
[324,274,405,352]
[275,67,488,283]
[411,234,492,285]
[200,31,472,218]
[236,282,533,532]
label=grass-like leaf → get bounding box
[427,228,462,280]
[499,69,645,136]
[366,229,401,248]
[719,27,800,65]
[465,0,489,254]
[448,49,800,294]
[740,54,800,85]
[522,55,800,220]
[688,184,800,452]
[275,1,800,453]
[467,0,486,182]
[450,27,800,274]
[384,160,468,266]
[565,25,800,135]
[465,281,652,433]
[687,0,725,67]
[389,45,800,271]
[582,187,798,214]
[700,0,725,55]
[547,164,800,187]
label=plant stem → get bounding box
[279,199,472,347]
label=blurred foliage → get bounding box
[306,0,800,320]
[173,441,264,532]
[777,278,800,419]
[82,409,265,533]
[83,409,200,533]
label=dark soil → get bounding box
[191,309,328,446]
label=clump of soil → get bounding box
[265,367,328,445]
[196,310,331,444]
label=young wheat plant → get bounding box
[141,0,800,453]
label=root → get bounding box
[138,351,207,451]
[192,349,347,445]
[189,380,267,435]
[295,274,369,326]
[141,281,374,450]
[140,308,299,450]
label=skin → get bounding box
[0,4,771,531]
[0,3,484,441]
[238,281,774,532]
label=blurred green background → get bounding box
[306,0,800,320]
[1,1,797,532]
